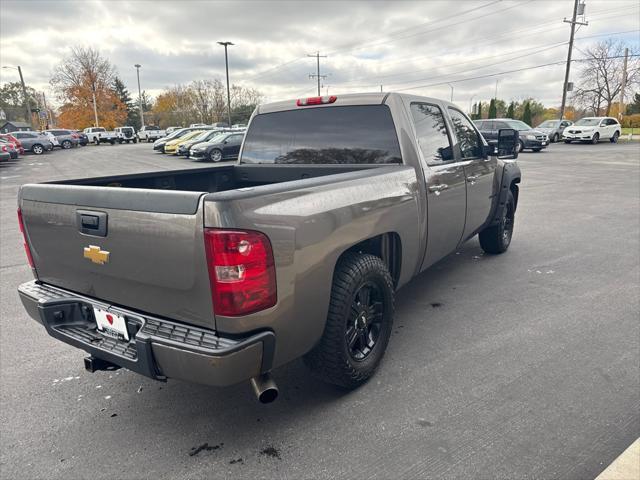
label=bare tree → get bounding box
[51,47,116,101]
[572,40,639,116]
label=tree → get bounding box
[626,92,640,114]
[506,101,515,118]
[112,77,138,128]
[0,82,40,122]
[488,98,497,119]
[51,46,125,128]
[522,101,532,125]
[572,40,640,116]
[477,102,482,120]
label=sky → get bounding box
[1,0,638,111]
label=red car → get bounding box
[0,133,25,155]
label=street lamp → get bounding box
[2,65,33,128]
[447,83,454,102]
[134,64,144,128]
[217,41,234,127]
[469,94,477,116]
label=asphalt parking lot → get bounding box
[1,142,638,479]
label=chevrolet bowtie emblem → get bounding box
[84,245,110,265]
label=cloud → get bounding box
[1,0,638,109]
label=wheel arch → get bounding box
[337,232,402,289]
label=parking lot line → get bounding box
[596,439,640,480]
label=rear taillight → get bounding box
[17,209,35,268]
[1,145,7,152]
[204,229,276,317]
[296,95,337,106]
[71,133,79,139]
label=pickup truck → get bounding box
[137,125,166,143]
[16,93,521,403]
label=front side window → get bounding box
[448,108,482,159]
[410,103,453,166]
[241,105,402,164]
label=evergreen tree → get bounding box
[477,102,482,119]
[506,101,515,118]
[488,98,497,119]
[626,93,640,115]
[522,101,532,125]
[112,77,137,128]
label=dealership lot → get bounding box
[1,142,638,479]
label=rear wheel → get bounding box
[94,138,100,145]
[591,133,600,144]
[479,190,515,254]
[304,252,395,389]
[610,131,619,143]
[61,140,72,149]
[516,140,524,153]
[209,148,223,162]
[552,133,559,143]
[31,144,44,155]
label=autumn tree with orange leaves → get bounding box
[51,47,127,130]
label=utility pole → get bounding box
[308,51,327,96]
[469,94,477,115]
[134,64,144,128]
[91,87,99,127]
[559,0,588,120]
[218,41,234,126]
[494,79,499,100]
[619,47,629,120]
[41,92,50,129]
[447,83,454,102]
[380,85,383,93]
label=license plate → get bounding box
[542,141,547,145]
[94,308,129,341]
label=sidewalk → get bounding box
[596,438,639,480]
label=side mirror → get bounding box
[496,128,519,159]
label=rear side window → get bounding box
[410,103,453,166]
[448,108,483,159]
[241,105,402,164]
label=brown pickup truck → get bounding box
[17,93,521,402]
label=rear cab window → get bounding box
[447,108,483,159]
[240,105,402,164]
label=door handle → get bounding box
[428,184,448,195]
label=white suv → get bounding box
[563,117,621,144]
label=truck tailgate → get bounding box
[19,184,215,329]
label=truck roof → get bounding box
[256,92,456,115]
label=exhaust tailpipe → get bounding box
[250,373,278,403]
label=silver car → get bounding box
[535,119,573,143]
[44,129,80,149]
[10,131,54,155]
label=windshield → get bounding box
[538,120,558,128]
[241,105,402,164]
[504,120,532,131]
[166,129,187,139]
[575,118,600,126]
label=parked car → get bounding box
[163,130,205,154]
[176,129,228,156]
[189,131,245,162]
[535,119,573,143]
[165,126,181,134]
[137,126,166,143]
[83,127,106,143]
[10,131,54,154]
[0,138,19,159]
[96,130,118,145]
[114,126,138,144]
[231,124,247,129]
[0,149,10,162]
[0,133,25,154]
[153,127,211,152]
[563,117,621,144]
[43,129,80,149]
[474,118,548,152]
[74,130,89,146]
[189,123,208,128]
[16,93,522,403]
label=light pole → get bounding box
[447,83,454,102]
[134,64,144,128]
[217,41,234,127]
[469,94,477,116]
[2,65,33,128]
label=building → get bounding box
[0,121,33,134]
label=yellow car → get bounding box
[163,130,204,154]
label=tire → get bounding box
[591,133,599,144]
[110,140,116,145]
[303,252,395,389]
[564,140,572,144]
[552,133,559,143]
[532,148,542,152]
[31,144,44,155]
[61,140,72,149]
[94,138,100,145]
[516,140,524,153]
[209,148,223,162]
[147,138,152,143]
[610,131,619,143]
[133,138,138,144]
[479,190,515,255]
